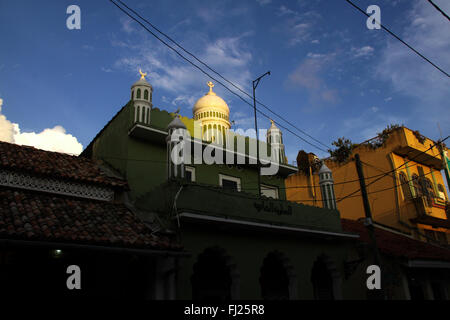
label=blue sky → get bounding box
[0,0,449,162]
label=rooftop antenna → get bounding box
[437,122,443,141]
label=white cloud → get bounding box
[171,95,197,107]
[274,5,321,46]
[277,5,297,16]
[307,52,327,59]
[288,52,339,104]
[101,67,113,73]
[113,29,253,102]
[351,46,374,58]
[376,0,450,133]
[0,98,83,155]
[289,23,311,46]
[0,98,16,143]
[120,16,135,34]
[14,126,83,155]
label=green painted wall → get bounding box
[84,103,289,201]
[135,181,343,232]
[177,224,351,299]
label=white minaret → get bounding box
[131,69,153,125]
[318,162,337,210]
[166,115,187,180]
[266,120,287,164]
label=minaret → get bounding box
[166,114,187,180]
[318,162,337,210]
[266,120,287,164]
[131,69,153,125]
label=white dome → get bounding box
[131,78,152,89]
[167,116,186,130]
[319,162,332,174]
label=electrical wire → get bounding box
[116,0,331,151]
[426,0,450,21]
[109,0,330,153]
[344,0,450,78]
[337,136,449,202]
[99,150,439,192]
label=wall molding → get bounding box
[0,168,114,201]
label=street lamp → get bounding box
[253,71,270,197]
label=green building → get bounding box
[80,73,366,300]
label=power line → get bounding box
[426,0,450,21]
[344,0,450,78]
[116,0,331,151]
[100,153,436,195]
[337,136,449,202]
[109,0,330,153]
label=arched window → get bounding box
[136,106,140,123]
[412,174,422,197]
[144,90,149,100]
[399,172,412,200]
[142,108,146,123]
[260,252,290,300]
[424,178,435,198]
[191,247,234,301]
[207,112,210,117]
[137,89,141,99]
[311,258,334,300]
[131,90,134,100]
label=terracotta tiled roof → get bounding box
[341,218,450,262]
[0,187,181,251]
[0,141,127,188]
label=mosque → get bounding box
[78,71,368,300]
[130,69,288,164]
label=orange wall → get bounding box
[285,127,449,235]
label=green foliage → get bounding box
[413,130,426,144]
[367,123,402,149]
[328,137,356,163]
[328,124,403,162]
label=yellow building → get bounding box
[285,126,450,245]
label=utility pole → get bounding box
[354,153,384,299]
[252,71,270,197]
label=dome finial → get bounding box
[139,68,147,80]
[207,81,214,93]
